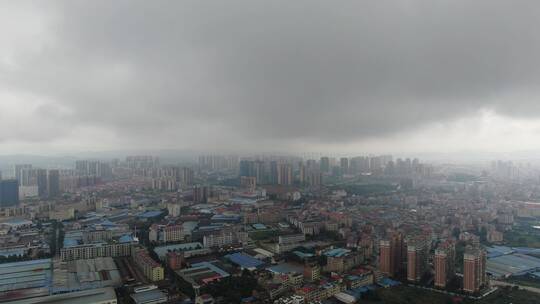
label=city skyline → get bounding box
[0,153,537,303]
[2,2,540,303]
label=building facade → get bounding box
[463,247,487,293]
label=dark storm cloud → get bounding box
[2,0,540,150]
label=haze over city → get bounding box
[3,2,540,304]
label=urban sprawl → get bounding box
[0,155,539,304]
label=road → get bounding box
[491,279,540,295]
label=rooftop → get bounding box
[487,253,540,278]
[252,223,267,230]
[0,219,33,227]
[131,289,168,304]
[266,263,303,274]
[177,261,230,285]
[138,211,164,218]
[324,248,351,258]
[153,242,204,259]
[0,258,52,294]
[225,252,264,269]
[3,287,116,304]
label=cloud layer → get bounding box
[2,1,540,154]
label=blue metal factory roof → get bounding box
[225,253,264,269]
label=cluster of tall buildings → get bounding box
[379,232,406,278]
[126,155,160,170]
[237,155,430,189]
[193,185,211,203]
[239,159,320,187]
[490,160,520,180]
[239,155,429,181]
[301,155,393,176]
[239,159,293,185]
[329,155,433,177]
[348,155,393,174]
[75,160,113,178]
[9,157,176,201]
[151,166,195,191]
[13,164,60,199]
[378,233,429,283]
[379,233,487,293]
[298,163,322,188]
[198,155,239,171]
[384,158,434,177]
[271,162,293,185]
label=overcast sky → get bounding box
[2,1,540,156]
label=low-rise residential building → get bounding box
[149,224,186,243]
[60,242,133,261]
[133,248,165,282]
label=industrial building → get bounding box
[131,288,168,304]
[52,257,122,293]
[487,253,540,278]
[153,242,209,260]
[176,261,230,287]
[0,259,52,301]
[3,287,117,304]
[225,252,265,269]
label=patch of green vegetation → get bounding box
[504,231,540,247]
[248,230,278,241]
[475,287,539,304]
[363,286,453,304]
[504,220,540,248]
[202,270,261,303]
[363,285,539,304]
[505,276,540,289]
